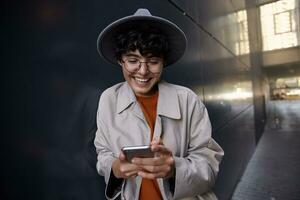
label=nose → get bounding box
[138,62,148,75]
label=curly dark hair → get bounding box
[115,26,169,62]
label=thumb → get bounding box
[119,151,126,161]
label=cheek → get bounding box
[122,67,131,80]
[154,72,162,81]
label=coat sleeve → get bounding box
[171,99,224,199]
[94,96,124,200]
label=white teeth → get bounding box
[135,78,149,82]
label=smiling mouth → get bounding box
[134,77,150,83]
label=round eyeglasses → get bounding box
[122,58,163,74]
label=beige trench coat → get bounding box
[94,81,224,200]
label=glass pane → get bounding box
[260,0,299,51]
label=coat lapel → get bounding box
[116,82,145,121]
[157,81,181,119]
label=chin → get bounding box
[133,88,151,96]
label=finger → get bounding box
[151,144,172,156]
[124,170,139,178]
[119,163,141,175]
[138,171,167,179]
[138,164,167,173]
[132,157,164,166]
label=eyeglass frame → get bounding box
[121,56,164,74]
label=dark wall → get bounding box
[164,1,257,198]
[2,0,257,199]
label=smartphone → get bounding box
[122,145,154,162]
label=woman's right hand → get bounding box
[112,151,141,179]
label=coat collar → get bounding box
[116,81,181,119]
[116,82,136,114]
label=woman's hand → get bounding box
[132,139,175,179]
[112,151,141,179]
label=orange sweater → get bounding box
[136,91,162,200]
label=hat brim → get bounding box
[97,15,187,67]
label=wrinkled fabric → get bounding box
[94,81,224,200]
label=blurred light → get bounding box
[221,90,253,100]
[207,89,253,101]
[204,82,253,101]
[276,77,300,88]
[286,89,300,96]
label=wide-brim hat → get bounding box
[97,8,187,67]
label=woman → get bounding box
[94,8,224,200]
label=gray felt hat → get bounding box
[97,8,187,67]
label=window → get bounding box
[260,0,299,51]
[274,11,292,34]
[234,10,250,55]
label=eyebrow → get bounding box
[124,53,160,59]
